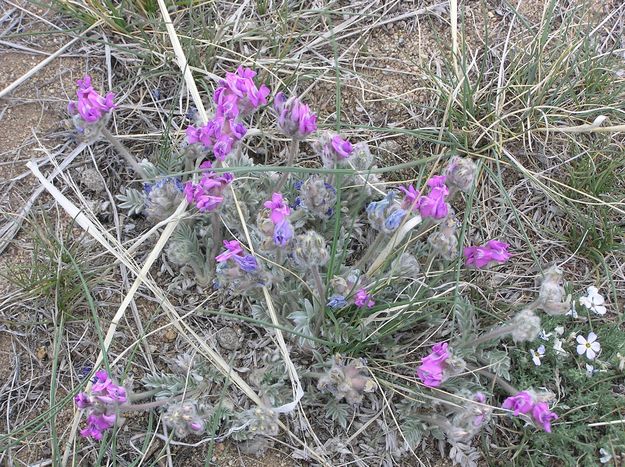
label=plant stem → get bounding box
[101,128,148,181]
[471,365,518,395]
[355,232,386,271]
[274,138,299,192]
[471,324,513,347]
[311,265,326,337]
[128,388,162,402]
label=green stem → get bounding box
[471,365,518,396]
[274,138,299,192]
[128,388,162,403]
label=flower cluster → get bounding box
[187,66,269,160]
[400,175,450,220]
[68,75,116,124]
[367,191,407,234]
[183,162,233,212]
[294,175,337,220]
[144,177,184,220]
[215,240,258,272]
[317,356,377,405]
[315,132,354,167]
[463,240,511,269]
[416,342,451,387]
[274,92,317,139]
[502,391,558,432]
[263,193,294,247]
[75,370,127,440]
[354,288,375,308]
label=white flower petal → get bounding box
[555,326,565,336]
[587,348,596,360]
[591,342,601,353]
[576,335,587,345]
[587,286,598,295]
[588,332,598,343]
[577,344,586,355]
[593,294,605,306]
[579,297,592,309]
[538,345,546,354]
[533,356,542,366]
[594,305,607,315]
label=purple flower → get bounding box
[502,391,534,416]
[472,392,488,427]
[354,288,375,308]
[68,75,116,123]
[76,369,126,441]
[327,295,347,309]
[232,254,258,273]
[184,165,233,212]
[215,240,243,263]
[264,193,291,224]
[80,413,117,440]
[214,66,270,119]
[418,175,449,219]
[384,208,407,231]
[75,393,91,409]
[185,117,247,160]
[274,92,317,139]
[531,402,558,433]
[273,218,294,247]
[399,185,420,210]
[464,240,511,268]
[416,342,450,387]
[331,135,353,159]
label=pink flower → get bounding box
[399,185,420,211]
[76,370,126,441]
[331,135,353,159]
[274,92,317,139]
[472,392,488,426]
[214,66,270,119]
[68,75,116,123]
[184,166,233,212]
[531,402,558,433]
[264,193,291,224]
[502,391,534,416]
[464,240,511,268]
[354,288,375,308]
[418,175,449,219]
[416,342,450,387]
[215,240,243,263]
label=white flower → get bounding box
[566,302,578,318]
[576,332,601,360]
[530,345,546,366]
[579,286,607,315]
[553,338,567,356]
[599,447,612,464]
[539,329,552,341]
[586,364,597,377]
[617,353,625,372]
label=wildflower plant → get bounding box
[63,66,604,466]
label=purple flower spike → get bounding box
[464,240,511,269]
[416,342,450,387]
[274,92,317,139]
[354,288,375,308]
[273,218,294,247]
[418,175,449,219]
[331,135,353,159]
[531,402,558,433]
[214,66,269,119]
[399,185,420,211]
[68,75,116,124]
[185,117,247,161]
[264,193,291,224]
[502,391,534,416]
[184,166,233,212]
[215,240,243,263]
[75,393,91,409]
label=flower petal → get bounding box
[588,332,597,343]
[591,342,601,353]
[586,348,596,360]
[594,305,607,315]
[576,344,586,355]
[576,335,587,345]
[587,286,598,295]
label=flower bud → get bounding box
[163,401,205,438]
[390,252,420,277]
[317,356,377,405]
[296,175,337,220]
[144,177,184,221]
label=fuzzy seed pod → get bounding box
[292,230,329,268]
[317,356,377,405]
[144,178,184,221]
[297,175,337,220]
[390,252,421,277]
[444,156,477,194]
[428,216,459,260]
[510,309,541,343]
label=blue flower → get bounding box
[232,254,258,273]
[327,295,347,309]
[384,209,407,231]
[273,219,294,247]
